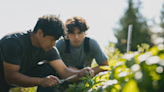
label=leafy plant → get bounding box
[65,43,164,92]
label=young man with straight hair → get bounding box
[56,16,108,91]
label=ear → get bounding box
[85,31,87,35]
[65,33,69,39]
[36,29,43,38]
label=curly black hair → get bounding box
[33,15,66,40]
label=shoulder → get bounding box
[0,31,30,43]
[56,39,65,45]
[0,38,22,54]
[0,31,31,52]
[88,38,99,45]
[87,38,101,51]
[56,39,66,52]
[0,38,22,64]
[1,38,21,48]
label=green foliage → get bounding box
[65,43,164,92]
[9,87,37,92]
[114,0,154,53]
[65,71,104,92]
[9,43,164,92]
[137,43,150,53]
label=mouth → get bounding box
[74,41,79,44]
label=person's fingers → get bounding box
[88,69,92,77]
[47,81,55,87]
[78,67,94,77]
[40,78,53,87]
[45,76,56,87]
[90,70,94,77]
[85,67,94,77]
[49,75,61,83]
[44,75,60,87]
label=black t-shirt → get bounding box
[0,30,61,73]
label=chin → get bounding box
[73,44,80,47]
[43,48,50,52]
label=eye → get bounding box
[78,32,82,34]
[51,39,56,42]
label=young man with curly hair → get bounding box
[0,15,94,92]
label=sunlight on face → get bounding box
[67,27,86,47]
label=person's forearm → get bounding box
[93,60,109,75]
[92,66,107,75]
[6,72,41,87]
[62,68,80,81]
[92,66,103,75]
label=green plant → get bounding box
[65,43,164,92]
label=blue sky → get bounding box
[0,0,164,47]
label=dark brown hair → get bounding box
[65,16,89,33]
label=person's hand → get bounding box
[39,75,61,87]
[78,67,94,77]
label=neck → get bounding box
[30,32,40,48]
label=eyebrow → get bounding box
[51,37,56,40]
[53,38,56,40]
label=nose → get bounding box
[75,34,79,38]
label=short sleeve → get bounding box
[45,46,61,62]
[0,39,22,65]
[89,39,107,65]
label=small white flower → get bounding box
[115,61,124,67]
[112,80,118,84]
[118,71,127,77]
[156,66,163,73]
[102,79,118,88]
[134,71,143,80]
[158,44,164,50]
[159,60,164,66]
[133,51,140,56]
[146,56,160,65]
[138,52,152,62]
[131,64,140,72]
[109,47,115,52]
[98,71,109,76]
[125,78,129,82]
[88,88,93,92]
[122,53,134,61]
[152,81,158,86]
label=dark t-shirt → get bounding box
[0,30,61,73]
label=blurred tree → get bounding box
[160,3,164,44]
[160,4,164,29]
[114,0,154,53]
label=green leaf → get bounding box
[99,66,111,70]
[122,79,140,92]
[79,77,88,80]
